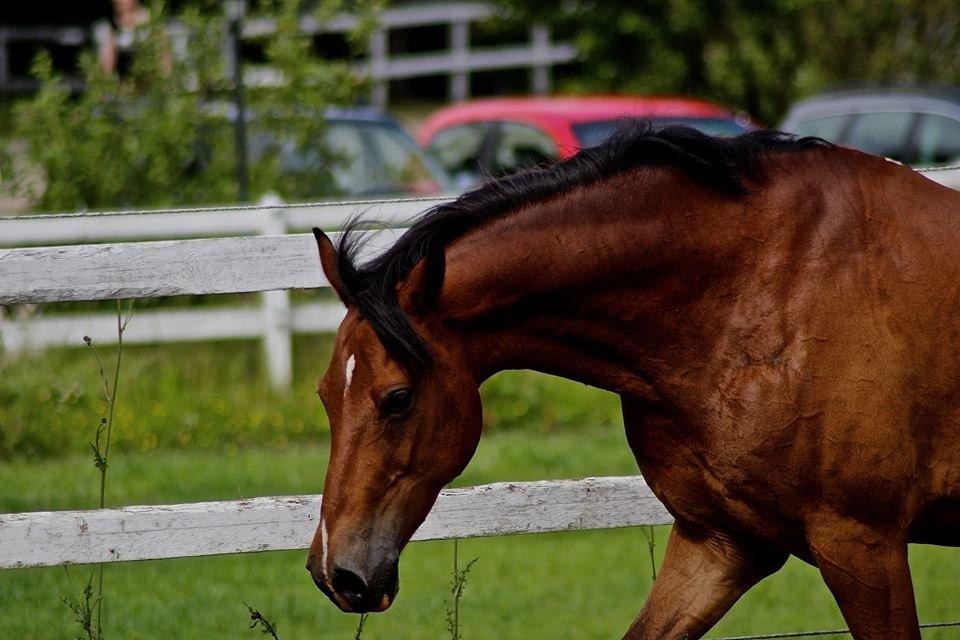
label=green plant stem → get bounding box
[100,300,127,508]
[446,539,477,640]
[354,613,368,639]
[245,603,280,639]
[453,539,460,637]
[94,300,132,639]
[642,526,657,580]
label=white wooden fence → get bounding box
[0,207,672,570]
[0,196,449,389]
[242,2,576,106]
[3,2,577,106]
[0,477,672,569]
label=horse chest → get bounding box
[623,404,804,543]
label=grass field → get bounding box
[2,426,960,639]
[0,334,623,459]
[2,335,960,638]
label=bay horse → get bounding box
[305,122,960,639]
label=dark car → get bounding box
[212,104,452,199]
[779,88,960,189]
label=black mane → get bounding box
[334,121,829,370]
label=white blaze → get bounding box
[320,517,329,579]
[344,354,356,392]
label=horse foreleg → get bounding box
[808,519,920,640]
[622,523,786,640]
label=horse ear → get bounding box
[313,228,350,304]
[399,246,446,315]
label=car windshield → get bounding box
[250,120,450,198]
[573,117,748,148]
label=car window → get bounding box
[323,123,368,194]
[655,118,748,137]
[248,126,364,198]
[492,122,557,175]
[573,118,747,148]
[844,112,917,162]
[572,120,620,149]
[220,117,443,199]
[362,123,442,195]
[428,123,489,187]
[914,114,960,166]
[791,114,852,141]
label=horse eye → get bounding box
[380,388,414,417]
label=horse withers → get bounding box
[305,123,960,639]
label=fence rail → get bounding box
[0,197,447,388]
[0,196,676,577]
[0,476,672,569]
[0,301,346,351]
[0,197,448,246]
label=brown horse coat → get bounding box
[307,125,960,639]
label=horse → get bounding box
[304,122,960,639]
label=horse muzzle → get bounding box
[307,555,399,613]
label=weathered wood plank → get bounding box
[0,476,672,569]
[0,198,446,246]
[0,302,346,351]
[0,230,402,305]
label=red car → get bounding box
[418,95,757,187]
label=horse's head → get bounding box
[306,229,483,613]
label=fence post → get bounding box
[530,24,552,95]
[449,19,470,102]
[259,197,293,390]
[0,29,9,91]
[369,28,389,109]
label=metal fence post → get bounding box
[369,28,389,109]
[449,20,470,102]
[530,24,552,95]
[0,29,9,92]
[259,197,293,390]
[225,1,250,202]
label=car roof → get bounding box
[323,105,402,123]
[203,101,401,124]
[792,86,960,105]
[780,86,960,129]
[419,95,744,143]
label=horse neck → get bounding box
[434,169,760,398]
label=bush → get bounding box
[1,0,379,212]
[496,0,960,124]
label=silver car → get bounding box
[779,88,960,190]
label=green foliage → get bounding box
[246,603,281,639]
[3,0,381,211]
[6,33,230,210]
[445,540,478,640]
[60,573,99,640]
[495,0,960,123]
[0,334,622,460]
[58,303,132,640]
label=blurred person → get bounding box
[94,0,152,76]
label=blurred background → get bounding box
[2,1,960,639]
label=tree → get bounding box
[3,0,381,212]
[495,0,960,124]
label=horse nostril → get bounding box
[331,566,369,604]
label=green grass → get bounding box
[0,334,623,459]
[2,329,959,637]
[2,426,959,639]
